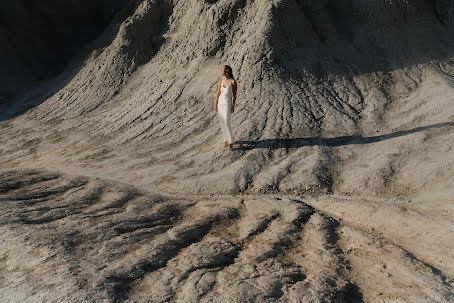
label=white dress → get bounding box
[218,78,234,144]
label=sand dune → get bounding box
[1,0,454,301]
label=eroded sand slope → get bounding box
[1,0,454,302]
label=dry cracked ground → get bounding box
[1,0,454,302]
[1,170,453,302]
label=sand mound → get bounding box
[1,0,454,301]
[1,0,454,197]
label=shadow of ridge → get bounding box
[233,122,454,151]
[0,0,142,122]
[0,0,173,123]
[272,0,454,78]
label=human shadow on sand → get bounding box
[234,122,454,151]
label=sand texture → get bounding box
[1,0,454,302]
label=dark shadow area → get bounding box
[0,0,139,121]
[269,0,454,79]
[0,0,173,122]
[0,0,131,82]
[233,122,453,151]
[325,218,365,303]
[344,283,365,303]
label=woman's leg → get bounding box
[225,103,234,144]
[218,103,228,143]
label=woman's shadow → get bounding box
[233,122,453,151]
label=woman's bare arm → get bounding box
[214,80,221,111]
[232,80,237,102]
[232,79,237,110]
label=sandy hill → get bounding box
[0,0,453,302]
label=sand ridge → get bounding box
[1,0,454,301]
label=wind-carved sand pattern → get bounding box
[1,0,454,302]
[1,169,453,302]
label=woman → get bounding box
[214,65,237,151]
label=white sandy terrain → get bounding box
[1,0,454,302]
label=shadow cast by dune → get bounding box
[271,0,454,80]
[0,0,163,122]
[234,122,454,151]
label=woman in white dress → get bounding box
[214,65,237,151]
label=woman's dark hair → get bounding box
[224,65,234,79]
